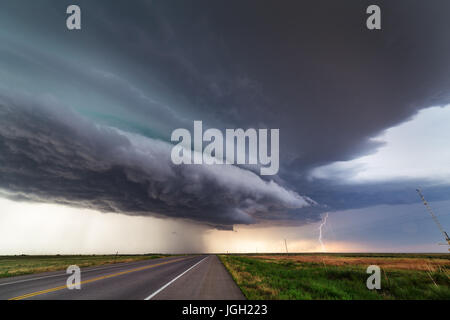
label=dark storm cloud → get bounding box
[0,92,313,229]
[0,0,450,225]
[62,0,450,170]
[291,178,450,212]
[71,0,450,174]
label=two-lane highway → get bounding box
[0,255,245,300]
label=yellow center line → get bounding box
[8,257,190,300]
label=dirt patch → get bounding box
[250,255,450,271]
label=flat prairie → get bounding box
[250,254,450,271]
[220,253,450,299]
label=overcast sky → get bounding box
[0,0,450,253]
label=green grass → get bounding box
[230,252,450,259]
[220,255,450,300]
[0,254,167,278]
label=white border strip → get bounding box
[144,256,208,300]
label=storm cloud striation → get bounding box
[0,92,313,229]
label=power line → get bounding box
[417,188,450,251]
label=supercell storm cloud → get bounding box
[0,92,313,229]
[1,0,450,229]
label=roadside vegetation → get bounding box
[220,254,450,299]
[0,254,166,278]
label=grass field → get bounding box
[220,254,450,300]
[0,254,167,278]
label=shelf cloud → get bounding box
[0,91,313,229]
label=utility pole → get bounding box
[417,189,450,251]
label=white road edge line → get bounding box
[144,256,208,300]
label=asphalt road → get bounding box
[0,255,245,300]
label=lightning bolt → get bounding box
[318,212,329,252]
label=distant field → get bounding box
[0,254,167,278]
[220,254,450,300]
